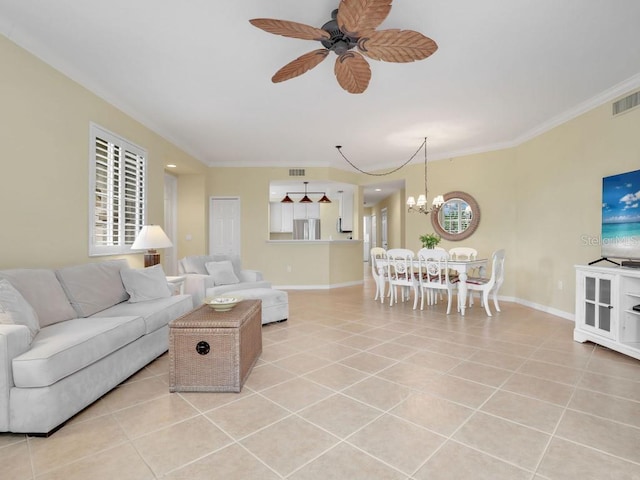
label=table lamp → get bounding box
[131,225,173,267]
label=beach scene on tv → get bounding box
[602,168,640,260]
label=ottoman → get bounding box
[220,288,288,325]
[169,300,262,392]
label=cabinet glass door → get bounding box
[582,273,614,338]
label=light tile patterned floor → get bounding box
[3,271,640,479]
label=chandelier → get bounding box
[281,181,331,203]
[406,137,443,214]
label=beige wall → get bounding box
[514,101,640,313]
[176,175,208,258]
[3,33,640,317]
[0,35,205,269]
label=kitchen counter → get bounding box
[264,239,363,288]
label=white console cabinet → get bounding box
[574,265,640,360]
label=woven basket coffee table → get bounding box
[169,299,262,392]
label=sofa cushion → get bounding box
[224,287,289,325]
[120,265,171,303]
[56,260,130,317]
[206,280,272,299]
[93,294,193,334]
[0,269,76,327]
[205,260,240,286]
[12,316,145,388]
[182,255,242,278]
[0,279,40,341]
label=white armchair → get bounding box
[178,255,271,305]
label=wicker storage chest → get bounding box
[169,300,262,392]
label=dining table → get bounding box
[375,257,488,316]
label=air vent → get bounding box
[289,168,305,177]
[612,90,640,116]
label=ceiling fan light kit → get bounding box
[250,0,438,94]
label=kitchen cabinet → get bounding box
[269,202,293,232]
[339,191,354,232]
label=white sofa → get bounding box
[0,260,193,435]
[178,255,271,306]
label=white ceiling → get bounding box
[2,1,640,183]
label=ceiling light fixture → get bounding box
[406,138,443,215]
[281,181,332,204]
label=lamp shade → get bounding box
[131,225,173,250]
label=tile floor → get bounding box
[3,271,640,479]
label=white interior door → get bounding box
[371,214,377,248]
[209,197,240,256]
[163,173,178,275]
[363,215,371,261]
[381,208,388,249]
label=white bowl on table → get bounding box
[204,296,242,312]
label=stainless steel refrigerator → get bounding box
[293,219,321,240]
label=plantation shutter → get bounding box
[90,124,146,256]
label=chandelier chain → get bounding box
[335,138,427,176]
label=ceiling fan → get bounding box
[249,0,438,94]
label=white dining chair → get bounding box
[448,247,478,261]
[370,247,387,303]
[386,248,419,308]
[420,248,450,301]
[417,248,456,313]
[465,249,505,316]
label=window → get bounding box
[89,123,147,256]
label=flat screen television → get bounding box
[601,168,640,261]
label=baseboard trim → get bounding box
[464,294,574,321]
[274,280,364,290]
[510,297,574,321]
[271,286,575,321]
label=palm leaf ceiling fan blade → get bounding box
[249,18,330,41]
[249,1,438,94]
[357,29,438,62]
[334,51,371,94]
[272,49,330,83]
[337,0,392,37]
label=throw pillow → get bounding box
[0,279,40,341]
[0,268,77,327]
[120,264,172,303]
[56,260,130,317]
[205,260,240,286]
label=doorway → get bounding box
[163,173,178,275]
[209,197,241,256]
[381,208,388,249]
[363,215,371,261]
[371,214,377,249]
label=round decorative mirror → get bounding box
[430,191,480,241]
